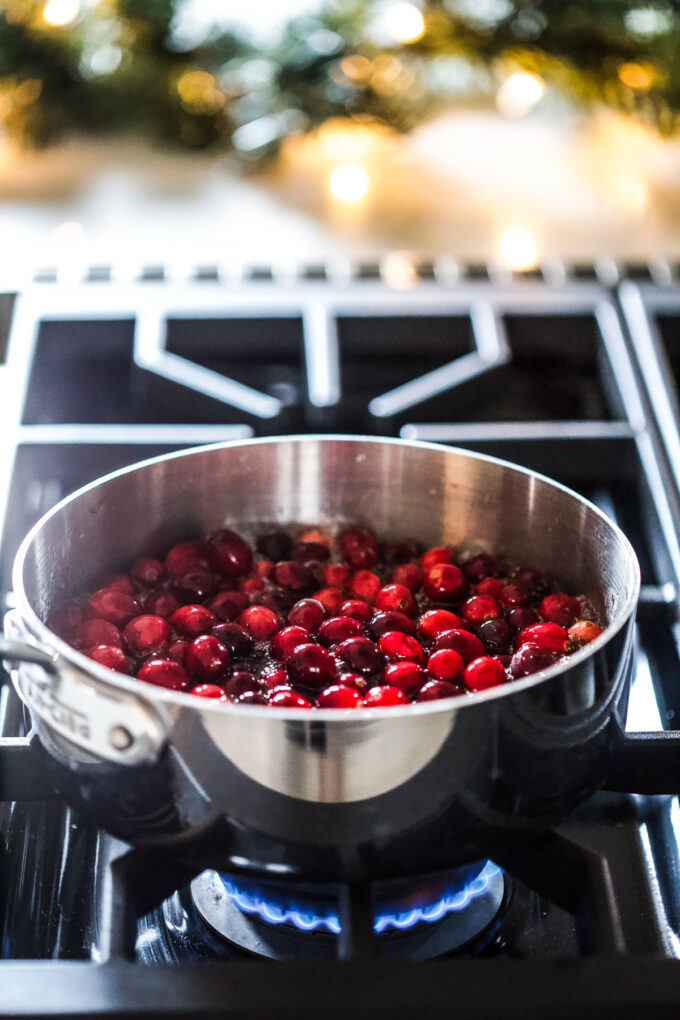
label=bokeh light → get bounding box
[496,72,545,118]
[499,224,538,270]
[384,3,426,44]
[329,163,370,202]
[43,0,80,27]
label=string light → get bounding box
[43,0,80,27]
[496,72,545,117]
[618,61,657,91]
[499,224,538,270]
[382,251,417,289]
[329,163,369,202]
[384,3,426,44]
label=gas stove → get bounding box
[3,257,680,1017]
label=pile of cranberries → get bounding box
[48,524,603,710]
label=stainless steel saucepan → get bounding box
[1,436,640,880]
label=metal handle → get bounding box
[604,728,680,795]
[0,636,58,675]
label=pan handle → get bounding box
[0,636,59,675]
[604,728,680,794]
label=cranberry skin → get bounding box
[210,620,253,656]
[335,637,383,676]
[416,679,464,702]
[142,590,181,619]
[84,644,130,674]
[427,648,464,682]
[191,683,227,700]
[464,656,507,691]
[184,635,230,680]
[510,642,555,678]
[417,609,465,642]
[76,618,122,649]
[464,554,500,580]
[301,527,331,547]
[568,620,604,645]
[461,596,501,625]
[340,527,378,569]
[206,589,249,622]
[423,564,467,604]
[237,605,281,642]
[478,618,514,653]
[99,573,137,595]
[421,547,454,570]
[374,584,417,617]
[382,539,420,565]
[208,529,253,578]
[288,643,336,689]
[88,589,140,627]
[168,638,188,664]
[377,631,425,665]
[259,589,295,615]
[383,661,426,696]
[291,541,330,566]
[170,604,218,638]
[268,687,313,709]
[507,607,539,631]
[391,562,424,593]
[123,614,171,657]
[348,570,381,604]
[517,622,568,653]
[223,671,261,700]
[339,599,372,624]
[312,587,345,614]
[337,672,369,692]
[241,576,265,598]
[235,689,268,705]
[317,684,363,709]
[474,577,505,600]
[287,598,326,632]
[261,666,289,690]
[271,625,312,662]
[515,567,551,597]
[324,564,350,587]
[257,531,292,561]
[164,541,210,576]
[318,616,363,647]
[171,567,217,602]
[369,611,415,639]
[49,601,90,640]
[499,583,531,608]
[137,658,190,692]
[433,628,485,664]
[540,593,581,628]
[256,559,274,580]
[363,685,409,707]
[131,557,165,587]
[272,560,314,592]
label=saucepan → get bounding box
[1,436,640,880]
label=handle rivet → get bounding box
[109,725,133,750]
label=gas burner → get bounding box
[190,862,505,961]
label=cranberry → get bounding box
[257,531,292,561]
[123,614,171,657]
[464,554,500,580]
[517,622,568,653]
[568,620,604,645]
[88,589,140,627]
[49,601,90,640]
[208,529,253,577]
[164,541,210,576]
[268,687,313,708]
[423,564,467,604]
[235,689,268,705]
[540,593,582,628]
[478,618,514,653]
[312,587,345,614]
[348,570,381,603]
[287,598,326,632]
[464,656,506,691]
[416,679,464,702]
[382,539,421,564]
[241,576,265,597]
[324,564,350,587]
[224,670,261,699]
[137,658,190,691]
[335,636,383,676]
[421,547,455,570]
[510,643,555,678]
[391,562,424,592]
[474,577,505,599]
[339,599,372,624]
[369,611,415,638]
[170,604,218,638]
[98,573,137,595]
[131,557,165,587]
[507,607,539,631]
[291,541,330,565]
[317,684,363,708]
[417,609,465,642]
[172,568,217,602]
[84,644,130,674]
[300,527,331,546]
[143,591,181,618]
[363,685,409,707]
[340,527,378,569]
[237,605,281,642]
[499,583,531,608]
[377,631,425,665]
[259,589,295,615]
[514,567,551,597]
[461,596,501,625]
[191,683,227,700]
[168,638,187,664]
[288,643,336,689]
[206,589,249,622]
[184,635,230,680]
[272,560,314,591]
[256,559,274,580]
[76,618,122,649]
[383,661,426,696]
[427,648,464,682]
[374,583,417,617]
[433,628,485,664]
[337,672,369,692]
[318,616,363,647]
[271,625,312,662]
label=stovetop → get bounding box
[3,257,680,1016]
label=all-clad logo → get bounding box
[21,675,92,742]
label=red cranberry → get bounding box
[374,583,417,617]
[464,656,506,691]
[272,560,314,591]
[507,607,539,631]
[98,573,136,595]
[391,562,424,592]
[267,687,313,708]
[474,577,504,599]
[241,576,265,597]
[499,583,531,608]
[142,591,181,618]
[317,684,363,708]
[137,658,190,691]
[131,557,165,587]
[339,599,372,624]
[261,666,289,689]
[170,604,218,638]
[363,685,409,707]
[123,614,171,657]
[235,689,268,705]
[369,611,415,638]
[337,672,369,692]
[171,567,217,602]
[348,570,381,604]
[383,661,426,695]
[464,554,500,580]
[259,589,296,615]
[417,609,465,642]
[568,620,603,645]
[382,539,420,565]
[237,605,281,642]
[256,559,274,580]
[88,589,140,627]
[540,593,581,628]
[421,547,455,570]
[300,527,331,546]
[49,601,90,640]
[514,567,551,596]
[318,616,363,647]
[312,587,345,614]
[223,670,261,699]
[461,596,501,625]
[271,625,312,662]
[184,635,230,680]
[433,628,485,664]
[377,631,425,665]
[423,564,467,604]
[288,643,336,689]
[164,541,210,576]
[76,618,122,649]
[191,683,227,700]
[340,527,378,569]
[168,639,187,664]
[291,541,330,565]
[416,679,464,702]
[517,622,568,653]
[84,644,130,674]
[478,618,514,653]
[206,589,249,622]
[510,643,555,678]
[257,531,292,561]
[208,529,253,577]
[324,564,350,587]
[287,598,326,632]
[427,648,464,682]
[335,637,383,676]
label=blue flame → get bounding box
[219,861,500,935]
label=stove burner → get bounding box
[190,863,505,961]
